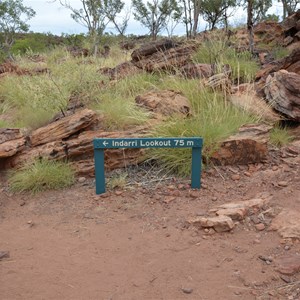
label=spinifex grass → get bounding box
[149,83,260,176]
[270,125,294,147]
[8,159,75,194]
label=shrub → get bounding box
[270,126,293,147]
[8,159,75,194]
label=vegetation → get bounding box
[192,35,259,82]
[270,125,294,147]
[107,172,128,189]
[8,159,75,194]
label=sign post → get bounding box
[93,137,203,195]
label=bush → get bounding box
[192,38,259,83]
[8,159,75,194]
[270,126,293,147]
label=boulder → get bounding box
[264,70,300,121]
[275,253,300,275]
[135,90,191,118]
[30,108,97,146]
[209,124,271,165]
[98,62,143,80]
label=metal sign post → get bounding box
[93,137,203,195]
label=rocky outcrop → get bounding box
[264,70,300,122]
[209,124,271,165]
[135,90,191,118]
[180,64,215,79]
[99,62,143,80]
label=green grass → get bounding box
[0,119,10,128]
[8,159,75,194]
[107,172,128,189]
[192,40,259,83]
[270,126,294,147]
[272,47,290,60]
[149,84,260,176]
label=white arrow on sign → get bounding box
[103,141,108,146]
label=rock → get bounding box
[163,196,176,204]
[180,63,214,79]
[278,181,288,187]
[255,223,266,231]
[182,287,193,294]
[275,253,300,275]
[0,128,23,144]
[210,124,271,165]
[131,40,198,72]
[231,174,240,181]
[264,70,300,122]
[30,108,97,146]
[188,215,235,232]
[99,61,143,80]
[0,251,10,260]
[78,177,86,183]
[253,21,283,46]
[135,90,191,118]
[270,209,300,239]
[256,47,300,96]
[0,136,26,158]
[216,207,247,221]
[217,197,269,211]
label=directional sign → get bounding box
[93,137,203,195]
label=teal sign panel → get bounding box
[93,137,203,195]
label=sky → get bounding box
[22,0,286,36]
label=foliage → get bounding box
[0,51,105,129]
[199,0,237,30]
[149,83,260,175]
[0,0,35,55]
[192,36,259,82]
[272,46,290,59]
[270,125,294,147]
[132,0,181,40]
[107,172,128,189]
[8,159,75,194]
[280,0,300,18]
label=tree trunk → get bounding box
[247,0,254,54]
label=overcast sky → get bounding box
[22,0,285,36]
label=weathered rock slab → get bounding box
[210,124,271,165]
[135,90,191,118]
[0,137,26,158]
[264,70,300,121]
[30,108,97,146]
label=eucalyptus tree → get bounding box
[0,0,35,54]
[279,0,300,18]
[57,0,126,54]
[132,0,181,40]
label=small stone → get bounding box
[255,223,265,231]
[244,171,251,177]
[171,190,181,197]
[280,275,291,283]
[253,239,261,244]
[278,181,288,187]
[182,288,193,294]
[78,176,86,183]
[115,190,123,196]
[0,251,10,260]
[168,185,176,191]
[201,183,208,189]
[163,196,176,204]
[189,190,199,199]
[212,197,218,201]
[177,184,185,190]
[20,201,25,206]
[285,245,291,251]
[231,174,240,181]
[272,166,279,171]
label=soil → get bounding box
[0,144,300,300]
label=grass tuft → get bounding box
[8,159,75,194]
[270,126,294,147]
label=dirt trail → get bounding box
[0,144,300,300]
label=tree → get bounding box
[244,0,272,53]
[0,0,35,54]
[279,0,300,18]
[57,0,126,53]
[180,0,201,38]
[199,0,238,30]
[132,0,181,40]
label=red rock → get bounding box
[276,253,300,275]
[188,215,235,232]
[255,223,266,231]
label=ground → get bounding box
[0,143,300,300]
